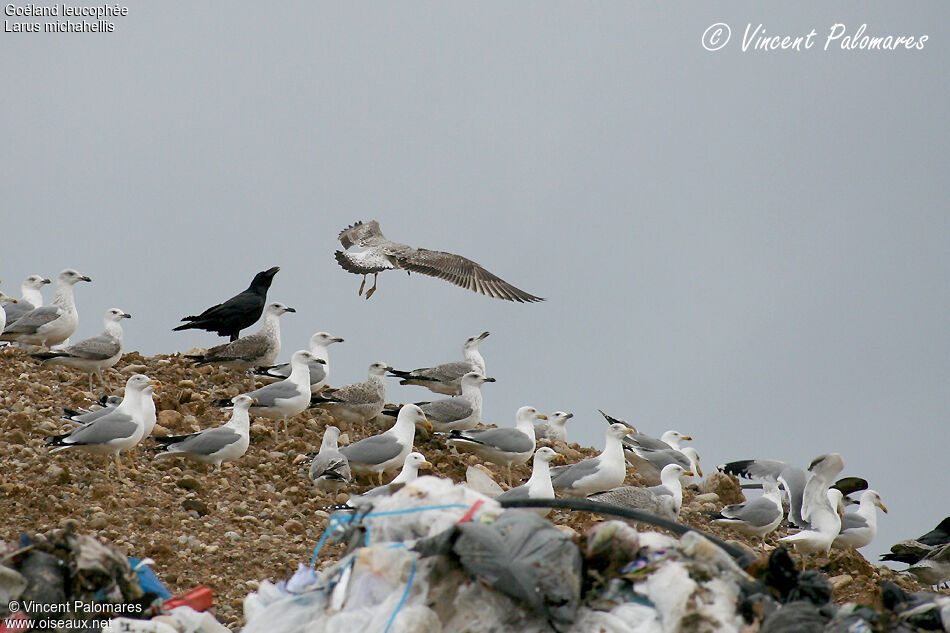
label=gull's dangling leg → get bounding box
[364,273,379,300]
[358,275,367,296]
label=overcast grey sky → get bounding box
[3,2,948,564]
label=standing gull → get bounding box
[779,453,845,559]
[1,269,91,347]
[215,349,317,440]
[155,395,254,471]
[255,331,343,392]
[353,452,433,500]
[535,411,573,443]
[708,481,784,549]
[719,459,809,528]
[447,406,546,484]
[496,447,562,516]
[598,410,692,450]
[833,490,888,550]
[645,463,693,518]
[174,266,279,341]
[0,291,17,334]
[185,302,295,369]
[308,426,352,493]
[381,372,495,432]
[586,486,677,521]
[334,220,544,302]
[388,331,489,395]
[2,274,50,327]
[906,542,950,587]
[44,374,153,480]
[551,424,634,497]
[340,404,431,485]
[31,308,131,390]
[310,361,388,426]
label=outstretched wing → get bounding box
[397,248,544,303]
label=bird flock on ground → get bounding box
[1,228,947,590]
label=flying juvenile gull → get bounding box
[0,291,17,334]
[44,374,154,480]
[623,445,702,487]
[155,395,254,471]
[308,426,352,492]
[255,331,343,392]
[779,453,845,560]
[597,410,692,451]
[645,463,693,518]
[31,308,131,390]
[550,424,634,497]
[353,452,433,500]
[310,361,388,425]
[174,266,279,341]
[215,349,317,440]
[388,331,489,395]
[534,411,573,443]
[719,459,809,528]
[2,274,50,327]
[586,486,677,521]
[380,372,495,432]
[1,269,92,347]
[496,447,561,516]
[707,481,784,549]
[906,542,950,587]
[339,404,430,485]
[881,517,950,565]
[185,302,295,369]
[447,406,546,485]
[832,489,887,550]
[334,221,545,302]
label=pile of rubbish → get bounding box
[0,523,227,633]
[240,477,950,633]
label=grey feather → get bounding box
[164,427,241,455]
[3,305,61,334]
[453,428,534,454]
[340,435,403,467]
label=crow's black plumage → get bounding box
[173,267,279,341]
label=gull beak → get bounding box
[41,278,51,284]
[565,413,574,420]
[252,398,259,405]
[696,466,703,477]
[149,380,161,393]
[420,460,433,470]
[423,418,433,430]
[81,276,92,282]
[623,428,635,435]
[286,307,297,313]
[9,299,17,304]
[554,454,566,463]
[478,331,490,340]
[684,471,695,477]
[878,502,888,514]
[681,435,693,441]
[333,338,344,343]
[536,414,548,420]
[121,313,132,319]
[484,377,497,382]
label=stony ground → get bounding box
[0,348,945,629]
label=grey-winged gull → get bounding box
[255,331,343,392]
[0,291,17,334]
[833,489,887,550]
[62,396,123,425]
[382,372,495,432]
[719,459,810,528]
[339,404,430,485]
[44,374,154,480]
[496,447,562,516]
[334,220,544,302]
[174,266,279,341]
[534,411,573,443]
[550,423,634,497]
[906,542,950,587]
[308,426,352,492]
[185,302,294,369]
[356,452,433,499]
[623,445,703,486]
[586,486,677,521]
[215,349,317,440]
[447,405,546,484]
[388,331,489,395]
[597,410,693,451]
[779,453,845,559]
[1,269,91,347]
[31,307,131,390]
[646,463,693,517]
[155,394,254,470]
[310,361,388,425]
[2,274,50,327]
[126,382,158,473]
[709,481,784,548]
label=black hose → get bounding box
[498,497,755,567]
